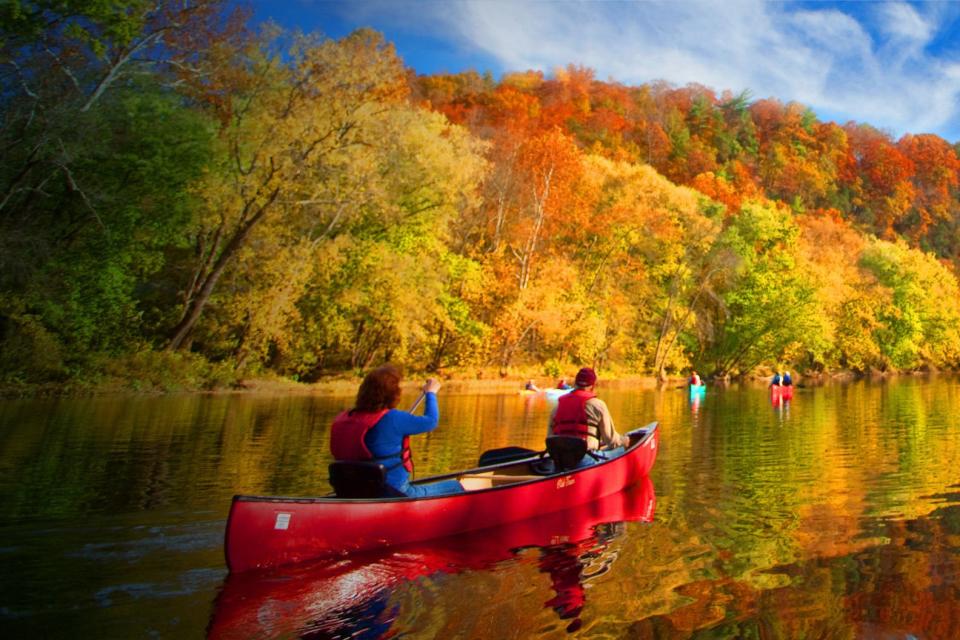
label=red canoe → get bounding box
[771,385,794,401]
[210,477,656,639]
[225,423,660,573]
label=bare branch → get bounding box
[81,28,168,112]
[0,140,46,215]
[55,140,104,231]
[6,60,39,99]
[42,44,82,92]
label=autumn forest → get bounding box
[4,0,960,389]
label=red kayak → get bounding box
[771,385,794,401]
[225,423,659,573]
[210,477,656,639]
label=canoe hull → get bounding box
[771,385,794,400]
[210,477,656,639]
[225,424,659,573]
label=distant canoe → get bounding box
[689,383,706,396]
[544,387,572,399]
[770,385,794,400]
[224,423,659,573]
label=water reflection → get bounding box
[688,386,703,421]
[629,487,960,638]
[772,395,791,424]
[7,378,960,637]
[538,523,624,633]
[207,478,655,639]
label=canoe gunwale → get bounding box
[232,421,658,506]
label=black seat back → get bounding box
[329,461,391,499]
[478,446,537,467]
[546,436,587,471]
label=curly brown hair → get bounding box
[354,365,402,412]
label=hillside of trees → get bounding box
[3,1,960,389]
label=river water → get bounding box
[2,377,960,638]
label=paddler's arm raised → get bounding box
[395,378,441,435]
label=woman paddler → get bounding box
[330,365,464,497]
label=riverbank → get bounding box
[233,371,669,397]
[0,364,674,398]
[0,363,906,399]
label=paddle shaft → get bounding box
[404,391,427,480]
[409,391,426,413]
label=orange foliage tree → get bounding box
[897,134,960,241]
[845,124,916,238]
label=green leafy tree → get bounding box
[704,201,822,376]
[165,28,411,350]
[0,0,232,380]
[188,63,489,374]
[860,239,960,369]
[0,84,214,380]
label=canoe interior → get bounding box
[447,421,656,491]
[234,422,658,504]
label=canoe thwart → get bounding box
[458,474,543,482]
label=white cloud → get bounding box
[876,2,933,47]
[393,0,960,140]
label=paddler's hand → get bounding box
[423,378,441,394]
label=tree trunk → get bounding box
[166,188,279,350]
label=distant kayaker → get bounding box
[525,379,541,392]
[783,371,793,386]
[689,370,702,386]
[771,371,782,386]
[548,367,630,466]
[557,378,573,390]
[330,365,464,497]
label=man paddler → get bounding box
[547,367,631,465]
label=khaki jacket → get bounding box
[548,395,629,450]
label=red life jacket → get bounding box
[552,389,600,441]
[329,409,414,473]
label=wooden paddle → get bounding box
[403,391,428,479]
[409,391,426,413]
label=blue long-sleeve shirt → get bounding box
[364,392,439,490]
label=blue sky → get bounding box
[244,1,960,142]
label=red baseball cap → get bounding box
[575,367,597,387]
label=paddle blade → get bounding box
[478,446,537,467]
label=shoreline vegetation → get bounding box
[5,3,960,397]
[0,362,931,399]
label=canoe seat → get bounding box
[329,461,405,499]
[478,446,537,467]
[546,436,587,471]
